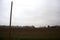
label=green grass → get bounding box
[0,34,60,40]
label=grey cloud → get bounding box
[0,0,60,27]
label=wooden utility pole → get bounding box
[9,1,13,40]
[10,1,13,27]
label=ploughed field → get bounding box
[0,27,60,40]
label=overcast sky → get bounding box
[0,0,60,27]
